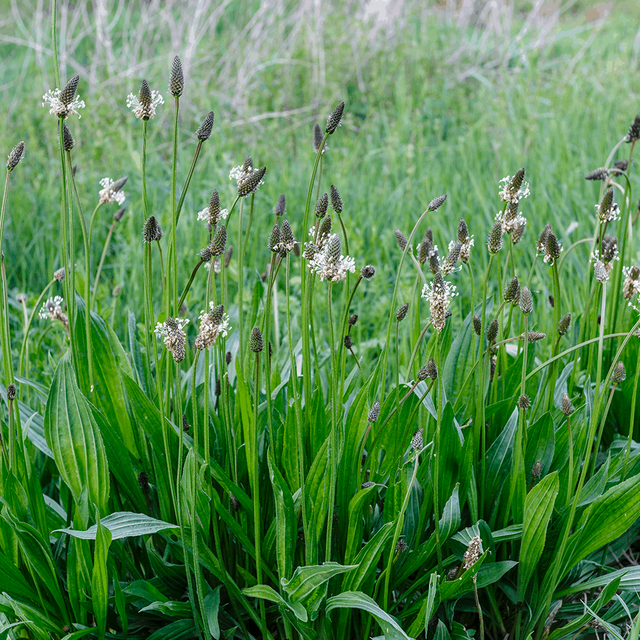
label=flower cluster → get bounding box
[194,303,230,351]
[305,233,355,282]
[421,272,458,333]
[126,82,164,120]
[155,317,189,363]
[498,169,530,203]
[42,76,85,119]
[98,177,126,205]
[39,296,69,330]
[623,266,640,302]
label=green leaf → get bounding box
[242,584,308,622]
[203,587,222,639]
[282,562,357,603]
[56,511,177,540]
[342,523,395,592]
[518,472,559,599]
[138,601,192,617]
[438,485,461,542]
[146,619,197,640]
[326,591,414,640]
[485,408,518,504]
[344,484,380,564]
[44,356,110,512]
[91,514,112,640]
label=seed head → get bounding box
[626,115,640,143]
[349,314,358,326]
[200,243,213,263]
[585,167,610,181]
[418,365,429,381]
[418,228,433,264]
[395,229,409,252]
[601,235,618,263]
[169,55,184,97]
[561,394,574,416]
[411,430,423,452]
[274,193,286,217]
[531,461,542,480]
[396,302,409,322]
[520,286,533,315]
[368,401,380,423]
[143,216,163,242]
[613,160,629,174]
[318,214,332,242]
[487,319,499,342]
[62,124,75,151]
[360,264,375,280]
[502,168,526,202]
[487,220,503,254]
[428,194,447,211]
[211,225,227,256]
[427,357,438,379]
[613,361,626,385]
[518,394,531,410]
[504,276,520,303]
[544,231,561,265]
[463,536,482,569]
[442,241,462,275]
[326,101,345,134]
[60,75,80,106]
[314,123,325,153]
[473,315,481,336]
[280,219,295,253]
[537,223,552,253]
[6,141,25,171]
[594,259,609,283]
[623,266,640,301]
[7,383,16,401]
[250,327,264,353]
[315,193,329,218]
[269,224,282,253]
[330,185,343,213]
[196,111,215,141]
[598,189,615,223]
[490,355,497,381]
[343,335,353,349]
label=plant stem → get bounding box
[91,222,116,309]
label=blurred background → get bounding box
[0,0,639,326]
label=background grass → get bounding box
[1,0,639,369]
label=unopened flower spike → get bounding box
[250,327,264,353]
[395,229,409,252]
[326,101,345,134]
[6,142,25,171]
[330,185,343,213]
[396,303,409,322]
[428,194,447,211]
[127,79,164,120]
[315,193,329,218]
[597,188,620,224]
[314,123,326,153]
[487,220,503,254]
[169,55,184,97]
[626,115,640,143]
[62,124,75,152]
[143,216,163,242]
[196,111,214,141]
[585,167,609,181]
[274,193,286,217]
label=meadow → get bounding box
[1,0,640,638]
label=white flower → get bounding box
[39,295,69,330]
[623,266,640,301]
[42,89,85,119]
[460,236,474,264]
[197,207,228,224]
[155,317,189,362]
[498,174,530,203]
[421,273,458,333]
[126,90,164,120]
[194,303,230,350]
[229,165,248,182]
[98,177,126,205]
[306,233,356,282]
[595,201,620,223]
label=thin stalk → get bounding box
[175,141,203,225]
[91,222,116,309]
[237,198,245,367]
[623,358,640,477]
[171,96,179,318]
[590,382,617,476]
[473,580,485,640]
[0,171,13,389]
[51,0,60,87]
[178,260,204,312]
[433,332,444,573]
[142,120,148,219]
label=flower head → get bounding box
[99,177,127,205]
[421,272,458,333]
[42,75,85,119]
[126,80,164,120]
[39,296,69,330]
[155,317,189,362]
[306,233,356,282]
[499,169,529,203]
[623,266,640,301]
[596,189,620,223]
[194,303,230,351]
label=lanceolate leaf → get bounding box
[518,472,559,599]
[56,512,177,540]
[44,356,110,512]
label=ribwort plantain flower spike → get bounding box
[395,229,409,252]
[169,55,184,97]
[520,286,533,315]
[360,264,375,280]
[42,75,85,119]
[274,194,286,217]
[99,177,127,205]
[411,430,424,452]
[238,167,266,197]
[558,313,571,335]
[195,303,230,351]
[427,357,438,379]
[623,266,640,301]
[463,536,482,569]
[517,394,531,410]
[428,194,447,211]
[330,185,343,213]
[211,225,227,256]
[504,276,520,303]
[429,247,440,274]
[368,401,380,423]
[196,111,214,141]
[143,216,163,242]
[396,302,409,322]
[597,188,620,223]
[326,101,345,134]
[442,241,462,275]
[314,123,326,153]
[315,193,329,218]
[62,124,75,151]
[422,272,457,333]
[585,167,610,181]
[537,223,552,253]
[626,115,640,143]
[562,394,574,416]
[6,142,25,171]
[250,327,264,353]
[520,331,546,342]
[499,168,529,203]
[613,362,626,385]
[487,319,499,343]
[127,79,164,120]
[544,230,562,265]
[531,461,542,480]
[269,224,281,253]
[473,315,481,336]
[487,220,503,254]
[155,317,188,363]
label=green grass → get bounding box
[2,1,640,638]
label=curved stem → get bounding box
[91,222,116,309]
